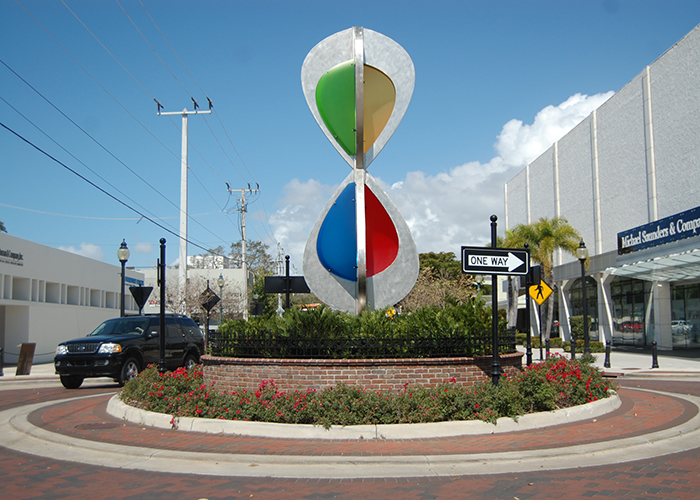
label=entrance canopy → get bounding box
[605,248,700,282]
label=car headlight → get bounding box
[98,342,123,354]
[56,345,68,355]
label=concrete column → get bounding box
[651,281,673,350]
[598,273,616,346]
[559,279,573,342]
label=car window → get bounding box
[145,317,184,338]
[166,318,182,339]
[178,318,203,338]
[89,318,150,336]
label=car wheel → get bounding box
[184,353,197,370]
[118,357,140,386]
[60,375,84,389]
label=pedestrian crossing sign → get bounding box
[529,280,553,305]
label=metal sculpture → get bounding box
[301,27,419,314]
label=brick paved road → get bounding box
[1,378,699,500]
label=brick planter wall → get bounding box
[202,353,524,393]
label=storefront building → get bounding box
[0,233,144,364]
[504,24,700,350]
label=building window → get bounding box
[568,277,599,341]
[611,278,651,346]
[672,283,700,348]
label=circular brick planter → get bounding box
[202,352,524,393]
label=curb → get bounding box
[107,392,621,440]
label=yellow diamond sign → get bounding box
[529,280,553,306]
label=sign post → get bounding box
[200,284,221,347]
[264,255,311,309]
[462,228,530,385]
[461,247,529,276]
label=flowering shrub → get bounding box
[120,355,614,428]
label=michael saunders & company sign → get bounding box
[618,205,700,254]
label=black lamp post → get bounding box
[474,274,483,293]
[217,273,224,326]
[577,240,590,357]
[118,240,130,317]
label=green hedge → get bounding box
[211,302,513,358]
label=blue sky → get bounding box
[1,1,699,271]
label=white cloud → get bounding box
[495,92,614,167]
[133,242,153,254]
[270,179,336,263]
[270,92,614,266]
[59,243,104,261]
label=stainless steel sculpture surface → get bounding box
[301,27,419,314]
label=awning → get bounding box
[605,248,700,282]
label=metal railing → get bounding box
[207,329,516,359]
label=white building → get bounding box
[186,254,234,269]
[139,267,246,319]
[505,24,700,350]
[0,233,144,364]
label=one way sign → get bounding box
[461,247,530,276]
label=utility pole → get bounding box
[276,242,284,314]
[227,184,259,320]
[157,100,211,311]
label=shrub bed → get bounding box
[562,340,606,353]
[210,303,513,359]
[120,355,614,428]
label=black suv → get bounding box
[54,314,204,389]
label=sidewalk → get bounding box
[4,346,700,382]
[519,345,700,377]
[0,362,57,380]
[0,362,113,386]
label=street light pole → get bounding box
[577,240,590,357]
[218,273,224,326]
[490,215,501,386]
[117,240,130,317]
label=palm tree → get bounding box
[506,217,581,341]
[0,220,6,233]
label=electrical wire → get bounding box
[137,0,279,243]
[0,93,178,234]
[1,121,219,255]
[11,5,231,247]
[18,0,278,256]
[61,0,157,101]
[0,202,220,221]
[115,0,193,99]
[0,58,228,246]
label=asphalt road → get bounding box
[2,374,700,499]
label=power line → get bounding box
[115,0,192,99]
[0,201,220,221]
[0,93,178,235]
[136,1,279,243]
[17,0,278,255]
[61,0,156,100]
[0,120,218,255]
[0,58,229,247]
[8,5,235,248]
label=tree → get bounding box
[505,217,581,341]
[419,251,462,280]
[160,274,244,322]
[497,232,521,329]
[206,245,225,256]
[398,252,477,311]
[0,220,6,233]
[229,240,276,274]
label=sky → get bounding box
[1,0,699,273]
